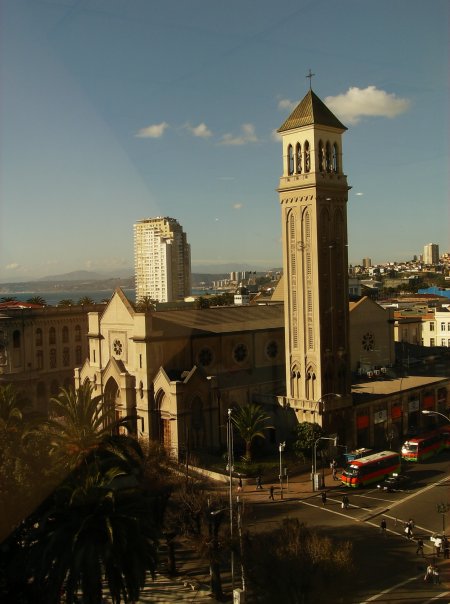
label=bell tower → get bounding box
[278,88,352,425]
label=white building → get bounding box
[423,243,439,265]
[134,217,191,303]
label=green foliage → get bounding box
[77,296,95,305]
[195,292,234,308]
[57,298,75,307]
[231,404,274,462]
[293,422,324,459]
[135,296,157,312]
[26,296,46,306]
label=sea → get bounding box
[4,288,221,306]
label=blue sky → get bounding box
[0,0,448,282]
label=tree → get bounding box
[231,404,273,461]
[26,296,46,306]
[135,296,157,312]
[0,296,17,303]
[242,518,353,603]
[293,422,324,459]
[13,459,160,604]
[57,298,75,307]
[77,296,95,305]
[47,383,118,470]
[0,383,29,430]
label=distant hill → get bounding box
[38,269,134,281]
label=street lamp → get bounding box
[421,410,450,423]
[313,436,337,491]
[314,392,342,416]
[436,503,450,534]
[226,408,235,592]
[279,441,286,499]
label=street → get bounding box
[242,450,450,603]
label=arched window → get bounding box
[304,141,310,172]
[295,143,302,174]
[36,350,44,369]
[50,348,57,368]
[36,328,43,347]
[287,144,294,175]
[332,143,339,173]
[75,345,82,365]
[13,330,21,348]
[318,140,324,172]
[326,141,332,172]
[62,326,69,343]
[49,327,56,345]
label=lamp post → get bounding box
[421,410,450,423]
[279,441,286,500]
[313,436,338,491]
[310,394,342,485]
[436,503,450,534]
[226,408,235,592]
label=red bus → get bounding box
[340,451,401,488]
[401,430,444,462]
[439,426,450,450]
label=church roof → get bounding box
[277,89,347,133]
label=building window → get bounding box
[430,338,435,346]
[265,341,278,359]
[198,347,213,367]
[36,328,43,346]
[304,140,310,172]
[36,350,44,369]
[295,142,302,173]
[332,143,339,173]
[75,325,81,342]
[75,346,82,365]
[233,343,248,363]
[62,326,69,343]
[287,144,294,175]
[49,327,56,345]
[318,140,324,171]
[63,347,70,367]
[50,348,57,368]
[430,323,434,332]
[441,323,446,331]
[442,339,446,346]
[13,330,21,348]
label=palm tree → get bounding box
[77,296,95,305]
[231,403,273,462]
[47,383,118,469]
[135,296,157,312]
[57,298,75,307]
[26,296,47,306]
[23,460,160,604]
[0,296,17,303]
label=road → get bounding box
[241,450,450,603]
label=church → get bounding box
[77,88,449,458]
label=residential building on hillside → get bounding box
[134,217,191,303]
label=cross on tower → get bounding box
[306,69,315,89]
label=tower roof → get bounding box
[277,89,347,133]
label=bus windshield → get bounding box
[402,441,418,453]
[343,465,360,477]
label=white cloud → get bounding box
[271,128,282,142]
[233,203,243,210]
[219,123,259,146]
[185,122,212,138]
[355,192,364,196]
[278,98,296,112]
[135,122,169,138]
[325,86,410,124]
[5,263,20,270]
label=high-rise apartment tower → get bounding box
[134,217,191,303]
[423,243,439,265]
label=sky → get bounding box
[0,0,448,282]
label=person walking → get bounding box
[269,485,275,500]
[332,466,338,481]
[321,491,327,506]
[433,566,440,584]
[256,476,263,490]
[424,564,434,583]
[380,519,387,535]
[443,536,449,559]
[416,538,424,556]
[237,476,242,493]
[342,494,349,510]
[434,535,442,557]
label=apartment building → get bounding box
[423,243,439,265]
[134,217,191,303]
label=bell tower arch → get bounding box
[278,88,352,424]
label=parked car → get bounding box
[377,473,410,492]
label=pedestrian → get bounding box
[332,466,338,481]
[404,523,413,540]
[434,535,442,557]
[424,564,433,583]
[380,519,387,535]
[342,494,349,509]
[269,485,275,500]
[256,476,262,490]
[433,565,440,584]
[321,491,327,506]
[443,536,449,559]
[237,476,242,492]
[416,538,424,556]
